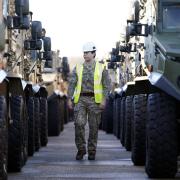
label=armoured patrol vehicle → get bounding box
[0,0,66,179]
[112,0,180,178]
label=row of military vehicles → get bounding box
[105,0,180,178]
[0,0,70,179]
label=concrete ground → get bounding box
[9,122,180,180]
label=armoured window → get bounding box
[163,6,180,30]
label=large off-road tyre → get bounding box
[120,97,125,146]
[59,98,64,132]
[22,101,28,165]
[40,97,48,146]
[101,107,106,131]
[8,96,24,172]
[116,98,121,139]
[63,98,69,124]
[48,95,61,136]
[27,97,35,156]
[34,97,41,151]
[146,93,178,178]
[113,99,117,137]
[113,97,121,139]
[125,96,133,151]
[0,96,8,179]
[131,94,146,165]
[104,97,114,133]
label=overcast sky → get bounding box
[30,0,132,58]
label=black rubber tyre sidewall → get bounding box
[131,94,146,165]
[145,93,178,178]
[0,96,7,179]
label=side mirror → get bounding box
[43,51,53,60]
[15,0,29,16]
[119,43,136,53]
[110,54,125,62]
[24,39,42,50]
[44,60,53,68]
[62,58,70,73]
[108,62,117,69]
[107,62,118,69]
[7,0,30,30]
[129,43,137,52]
[119,55,125,62]
[127,23,149,37]
[62,57,70,72]
[135,24,149,37]
[134,1,140,23]
[112,48,119,56]
[120,45,128,52]
[126,26,130,43]
[127,24,137,36]
[43,37,51,51]
[116,41,120,49]
[62,56,68,63]
[31,21,42,40]
[7,15,30,30]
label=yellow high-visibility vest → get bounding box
[73,61,104,104]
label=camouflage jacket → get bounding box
[68,59,111,100]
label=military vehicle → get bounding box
[108,0,180,178]
[0,0,32,177]
[42,52,70,137]
[0,0,69,179]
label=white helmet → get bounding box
[82,42,96,52]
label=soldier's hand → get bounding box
[99,99,106,110]
[68,99,73,110]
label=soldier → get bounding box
[68,42,111,160]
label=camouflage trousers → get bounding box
[74,96,102,152]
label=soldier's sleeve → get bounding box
[67,67,77,100]
[102,68,111,98]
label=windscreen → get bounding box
[163,5,180,30]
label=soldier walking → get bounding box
[67,42,111,160]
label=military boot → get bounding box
[88,151,96,160]
[76,149,86,160]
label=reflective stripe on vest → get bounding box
[73,61,104,104]
[73,64,83,103]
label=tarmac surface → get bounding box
[9,122,180,180]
